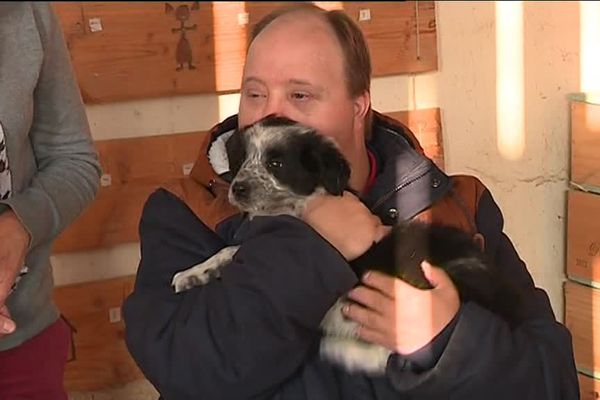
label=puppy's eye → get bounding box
[268,159,283,169]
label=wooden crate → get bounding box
[54,275,142,391]
[566,190,600,283]
[571,101,600,189]
[565,280,600,377]
[579,373,600,400]
[52,1,438,104]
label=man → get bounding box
[0,3,101,399]
[123,4,579,399]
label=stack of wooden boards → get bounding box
[564,95,600,400]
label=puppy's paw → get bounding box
[320,337,391,376]
[171,266,221,293]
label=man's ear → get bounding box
[225,131,246,176]
[354,91,371,121]
[311,136,351,196]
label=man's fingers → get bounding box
[0,306,15,335]
[421,261,455,289]
[342,301,388,333]
[361,270,397,298]
[355,325,389,349]
[347,286,391,314]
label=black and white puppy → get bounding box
[171,115,350,291]
[171,115,520,375]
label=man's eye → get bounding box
[268,160,283,169]
[244,89,264,98]
[291,92,310,100]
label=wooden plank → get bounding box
[565,280,599,377]
[52,2,219,103]
[579,373,600,400]
[566,190,600,283]
[343,1,437,75]
[52,2,437,104]
[571,102,600,189]
[53,131,206,253]
[54,275,142,391]
[51,2,85,39]
[53,108,443,253]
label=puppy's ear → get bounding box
[225,131,246,176]
[302,134,350,196]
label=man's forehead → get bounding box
[250,13,340,55]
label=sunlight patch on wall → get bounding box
[580,1,600,94]
[495,1,525,161]
[312,2,344,11]
[218,93,241,122]
[212,2,247,92]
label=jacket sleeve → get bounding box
[0,3,101,249]
[385,188,580,399]
[123,189,358,400]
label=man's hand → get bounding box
[301,191,391,261]
[342,262,460,355]
[0,209,30,336]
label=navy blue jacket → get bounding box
[123,113,579,399]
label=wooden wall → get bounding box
[53,2,437,103]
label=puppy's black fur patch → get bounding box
[225,130,246,177]
[352,221,522,326]
[227,116,350,198]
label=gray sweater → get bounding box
[0,2,101,350]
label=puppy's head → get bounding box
[225,115,351,217]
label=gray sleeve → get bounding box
[1,3,101,249]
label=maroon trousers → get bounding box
[0,318,71,399]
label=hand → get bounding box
[342,262,460,355]
[302,191,391,260]
[0,209,30,336]
[0,305,15,336]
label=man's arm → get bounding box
[123,189,358,399]
[384,189,579,399]
[0,3,100,335]
[0,3,101,249]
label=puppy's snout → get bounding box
[231,181,250,200]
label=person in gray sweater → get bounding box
[0,2,101,398]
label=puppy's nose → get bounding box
[232,181,250,199]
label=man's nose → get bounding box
[261,95,287,120]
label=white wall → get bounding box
[53,1,583,322]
